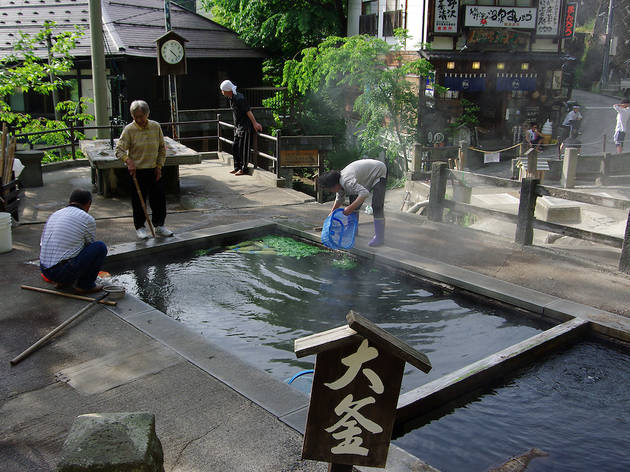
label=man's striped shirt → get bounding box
[40,206,96,269]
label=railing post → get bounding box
[69,122,76,160]
[252,132,259,169]
[275,131,281,177]
[317,151,325,204]
[216,113,222,153]
[561,147,578,188]
[457,140,466,170]
[515,177,539,245]
[526,147,538,179]
[620,209,630,273]
[428,161,448,222]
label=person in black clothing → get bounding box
[220,80,262,175]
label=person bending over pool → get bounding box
[40,189,107,294]
[319,159,388,247]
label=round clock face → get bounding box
[160,39,184,65]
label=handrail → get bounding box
[427,162,630,273]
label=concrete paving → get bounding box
[1,155,630,471]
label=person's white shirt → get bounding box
[613,105,630,133]
[562,109,582,126]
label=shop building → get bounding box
[348,0,577,145]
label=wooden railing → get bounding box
[427,161,630,273]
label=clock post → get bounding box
[156,29,187,140]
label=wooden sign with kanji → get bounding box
[295,311,431,469]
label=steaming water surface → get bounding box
[111,247,549,393]
[396,340,630,472]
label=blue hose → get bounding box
[287,369,314,384]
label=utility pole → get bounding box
[89,0,109,138]
[164,0,179,139]
[45,32,60,120]
[601,0,614,90]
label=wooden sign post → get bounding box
[295,311,431,470]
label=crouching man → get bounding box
[319,159,388,247]
[40,189,107,294]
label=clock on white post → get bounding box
[161,39,184,65]
[156,31,188,76]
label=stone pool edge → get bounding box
[103,219,630,472]
[104,218,438,472]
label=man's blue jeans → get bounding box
[41,241,107,290]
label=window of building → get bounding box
[360,0,379,35]
[362,0,378,15]
[383,9,403,36]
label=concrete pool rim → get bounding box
[102,218,630,472]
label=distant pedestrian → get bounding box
[319,159,388,247]
[613,99,630,153]
[526,122,542,152]
[40,189,107,294]
[115,100,173,240]
[561,105,582,139]
[220,80,262,175]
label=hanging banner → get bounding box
[444,74,487,92]
[434,0,459,34]
[563,2,577,38]
[465,6,536,29]
[496,74,537,91]
[536,0,562,36]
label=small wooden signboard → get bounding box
[279,149,319,167]
[295,311,431,469]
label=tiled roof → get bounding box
[0,0,265,59]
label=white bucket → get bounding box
[0,212,13,254]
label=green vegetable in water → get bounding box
[331,256,358,270]
[225,236,323,258]
[260,235,323,259]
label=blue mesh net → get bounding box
[321,209,358,250]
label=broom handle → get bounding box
[10,292,109,365]
[132,174,155,237]
[20,285,117,306]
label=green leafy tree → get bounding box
[0,22,92,161]
[279,32,437,172]
[0,21,83,125]
[199,0,346,81]
[21,97,94,162]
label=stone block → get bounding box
[535,196,581,224]
[57,412,164,472]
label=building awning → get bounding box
[420,50,574,65]
[443,73,487,91]
[496,73,537,91]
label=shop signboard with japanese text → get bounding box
[434,0,459,34]
[536,0,562,36]
[465,6,536,29]
[301,338,405,467]
[563,2,577,38]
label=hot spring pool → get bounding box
[394,339,630,472]
[109,240,550,394]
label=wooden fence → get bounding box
[427,162,630,273]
